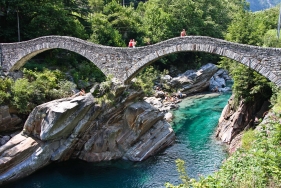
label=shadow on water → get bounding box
[3,92,231,188]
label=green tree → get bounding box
[263,29,281,48]
[89,12,125,46]
[0,0,89,42]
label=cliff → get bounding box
[216,94,270,153]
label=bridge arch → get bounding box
[0,36,125,77]
[123,37,281,87]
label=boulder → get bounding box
[0,105,22,133]
[168,63,219,95]
[23,93,98,141]
[209,69,232,92]
[78,101,175,162]
[164,112,173,122]
[216,97,250,144]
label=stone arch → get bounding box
[1,36,113,76]
[123,37,281,87]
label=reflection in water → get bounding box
[4,92,231,188]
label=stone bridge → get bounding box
[1,35,281,87]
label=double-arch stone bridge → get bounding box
[1,35,281,87]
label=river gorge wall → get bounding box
[216,94,271,153]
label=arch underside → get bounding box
[124,45,279,86]
[11,47,107,76]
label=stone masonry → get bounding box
[1,36,281,86]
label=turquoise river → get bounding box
[4,92,231,188]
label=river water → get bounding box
[4,92,231,188]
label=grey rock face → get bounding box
[0,85,175,185]
[168,63,219,95]
[0,105,22,133]
[216,95,250,145]
[209,69,232,92]
[216,94,270,153]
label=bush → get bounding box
[10,69,75,113]
[70,61,106,87]
[272,91,281,113]
[134,66,160,96]
[11,78,35,113]
[49,80,77,99]
[0,78,13,104]
[241,129,255,150]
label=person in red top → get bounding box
[180,29,186,37]
[128,39,133,47]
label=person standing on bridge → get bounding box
[128,39,133,48]
[132,39,137,48]
[180,29,186,37]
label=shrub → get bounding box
[134,66,160,96]
[241,129,255,150]
[0,78,13,104]
[49,80,77,99]
[11,78,35,113]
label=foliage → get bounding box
[220,60,272,106]
[0,0,89,42]
[9,69,77,113]
[272,91,281,113]
[49,80,77,99]
[230,64,271,102]
[134,66,160,96]
[165,159,192,188]
[0,78,13,104]
[225,4,279,46]
[241,129,255,150]
[263,29,281,48]
[89,12,125,46]
[99,75,113,95]
[219,5,279,105]
[69,60,106,87]
[11,78,35,113]
[96,75,116,105]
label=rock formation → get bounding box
[168,63,219,94]
[216,95,270,153]
[0,106,22,133]
[0,83,175,185]
[209,69,232,92]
